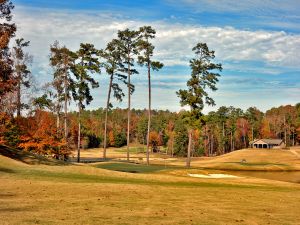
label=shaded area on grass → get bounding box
[0,145,67,166]
[0,166,15,173]
[94,162,173,174]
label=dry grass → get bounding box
[77,146,300,171]
[190,148,300,171]
[0,152,300,225]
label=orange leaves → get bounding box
[17,110,69,158]
[149,131,159,147]
[0,31,10,49]
[108,130,115,146]
[260,118,273,138]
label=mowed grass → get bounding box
[1,147,300,224]
[94,162,176,174]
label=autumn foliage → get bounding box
[17,111,69,159]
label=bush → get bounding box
[0,113,21,147]
[114,131,127,147]
[87,134,101,148]
[173,119,188,157]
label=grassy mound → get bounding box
[192,148,300,171]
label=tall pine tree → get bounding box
[101,39,126,160]
[137,26,163,165]
[50,41,75,143]
[177,43,222,167]
[117,28,139,161]
[12,38,32,117]
[71,43,100,163]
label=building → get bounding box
[250,139,285,149]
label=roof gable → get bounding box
[250,139,283,145]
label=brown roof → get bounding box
[250,139,283,145]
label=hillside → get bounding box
[191,148,300,171]
[0,145,66,166]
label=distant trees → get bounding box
[173,118,188,156]
[265,105,298,146]
[245,107,263,141]
[177,43,222,167]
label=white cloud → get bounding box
[14,7,300,70]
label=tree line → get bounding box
[1,1,300,165]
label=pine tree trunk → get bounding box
[127,54,131,162]
[288,124,290,147]
[293,130,295,146]
[230,130,233,151]
[211,134,214,156]
[242,122,246,148]
[16,72,21,117]
[222,122,225,154]
[77,104,81,163]
[64,70,68,143]
[171,133,174,157]
[207,132,210,156]
[103,75,113,160]
[186,130,192,168]
[284,115,287,145]
[56,109,60,134]
[146,61,151,165]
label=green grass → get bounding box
[0,159,277,190]
[94,162,172,173]
[1,161,294,191]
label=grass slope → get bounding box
[0,148,300,224]
[191,148,300,171]
[76,146,300,171]
[0,145,65,165]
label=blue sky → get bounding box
[12,0,300,112]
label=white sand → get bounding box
[188,173,241,179]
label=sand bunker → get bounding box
[188,173,241,179]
